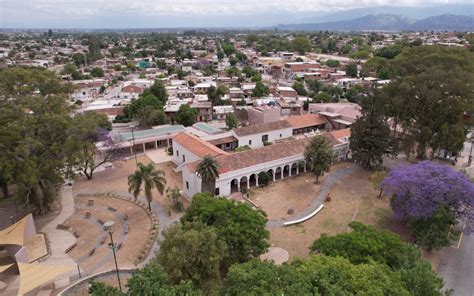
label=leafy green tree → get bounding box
[136,106,169,128]
[291,36,312,55]
[296,256,409,295]
[181,193,270,268]
[242,65,258,78]
[0,68,74,214]
[292,81,307,96]
[222,260,283,295]
[251,81,269,97]
[304,136,333,183]
[225,113,238,129]
[384,46,474,159]
[257,172,271,186]
[175,104,197,127]
[196,155,220,195]
[326,59,340,67]
[88,281,123,296]
[407,206,457,251]
[66,113,117,180]
[350,93,397,169]
[350,50,371,62]
[310,222,445,295]
[124,94,165,119]
[346,63,358,77]
[157,221,227,290]
[313,91,332,103]
[90,67,104,77]
[126,262,197,295]
[128,162,166,211]
[375,44,404,59]
[166,186,184,212]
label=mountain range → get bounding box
[276,14,474,32]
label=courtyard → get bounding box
[249,162,408,260]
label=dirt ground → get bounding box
[249,172,327,220]
[63,196,153,273]
[73,156,189,218]
[255,164,411,260]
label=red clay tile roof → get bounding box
[122,85,143,93]
[234,120,292,137]
[286,114,328,129]
[329,128,351,142]
[187,133,337,174]
[173,132,228,158]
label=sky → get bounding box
[0,0,472,28]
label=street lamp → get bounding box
[130,123,138,169]
[104,221,123,292]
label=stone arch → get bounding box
[240,176,248,191]
[291,163,298,176]
[283,165,290,178]
[275,167,282,180]
[249,174,257,188]
[230,179,239,193]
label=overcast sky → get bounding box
[1,0,472,28]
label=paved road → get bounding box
[267,163,359,228]
[437,227,474,296]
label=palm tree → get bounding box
[196,155,220,196]
[128,162,166,211]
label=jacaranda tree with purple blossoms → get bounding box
[382,161,474,250]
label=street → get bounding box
[437,226,474,296]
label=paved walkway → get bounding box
[40,185,77,267]
[267,163,359,228]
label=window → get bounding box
[280,133,282,138]
[182,155,186,162]
[215,188,220,196]
[262,135,268,142]
[186,181,189,190]
[249,140,252,145]
[176,150,179,157]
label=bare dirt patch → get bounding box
[73,156,189,217]
[63,195,153,273]
[252,163,411,260]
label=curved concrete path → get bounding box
[40,185,77,266]
[267,163,359,228]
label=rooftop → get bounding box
[188,134,337,175]
[173,132,228,158]
[286,114,328,129]
[234,120,292,137]
[114,125,186,142]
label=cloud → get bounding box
[1,0,472,27]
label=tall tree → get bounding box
[0,68,75,214]
[196,156,220,196]
[66,113,120,180]
[127,162,166,211]
[175,104,197,127]
[291,36,312,55]
[304,136,334,183]
[384,46,474,159]
[181,193,269,269]
[310,222,445,295]
[350,93,398,169]
[225,113,238,129]
[157,221,227,291]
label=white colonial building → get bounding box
[232,120,293,149]
[178,129,351,198]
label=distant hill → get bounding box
[277,14,474,32]
[410,14,474,31]
[298,5,474,24]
